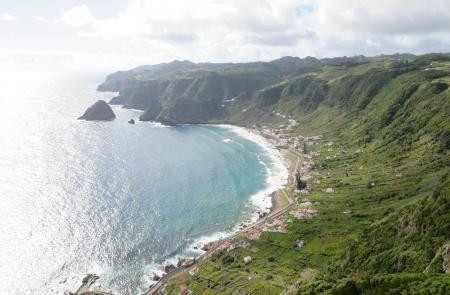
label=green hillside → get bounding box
[98,54,450,294]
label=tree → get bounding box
[296,171,307,190]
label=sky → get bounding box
[0,0,449,72]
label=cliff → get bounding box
[97,54,449,127]
[97,57,323,123]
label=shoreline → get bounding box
[216,124,289,215]
[73,123,296,295]
[145,124,292,284]
[141,124,299,295]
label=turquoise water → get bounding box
[0,70,287,294]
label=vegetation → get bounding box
[295,171,307,190]
[298,273,450,294]
[100,54,450,294]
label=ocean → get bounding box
[0,69,287,294]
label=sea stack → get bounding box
[78,100,116,121]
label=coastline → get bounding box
[216,124,289,215]
[73,123,296,295]
[154,124,291,269]
[140,124,298,295]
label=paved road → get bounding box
[144,202,298,294]
[144,149,302,295]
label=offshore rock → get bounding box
[78,100,116,121]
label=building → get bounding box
[245,228,262,240]
[189,266,199,276]
[179,284,191,295]
[181,259,195,267]
[221,241,232,251]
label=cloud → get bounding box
[1,13,17,22]
[245,31,314,47]
[51,0,450,63]
[35,16,59,24]
[0,48,153,73]
[62,5,95,27]
[158,32,198,44]
[70,0,310,47]
[300,0,450,55]
[34,16,47,23]
[308,0,450,36]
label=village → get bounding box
[145,118,333,295]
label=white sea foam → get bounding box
[150,121,170,128]
[188,231,230,254]
[141,124,289,291]
[183,124,289,245]
[217,124,289,214]
[141,261,168,287]
[139,120,170,128]
[141,230,232,288]
[187,124,289,238]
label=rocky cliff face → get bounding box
[97,58,328,124]
[78,100,116,121]
[96,54,450,128]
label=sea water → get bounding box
[0,70,287,294]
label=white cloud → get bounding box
[3,0,448,73]
[299,0,450,56]
[62,5,95,27]
[1,13,17,22]
[65,0,304,44]
[34,16,47,22]
[35,16,59,24]
[59,0,449,61]
[0,47,152,73]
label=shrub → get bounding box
[222,255,235,265]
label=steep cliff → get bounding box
[97,57,324,124]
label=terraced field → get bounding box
[158,54,450,294]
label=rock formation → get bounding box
[78,100,116,121]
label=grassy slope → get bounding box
[164,56,450,294]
